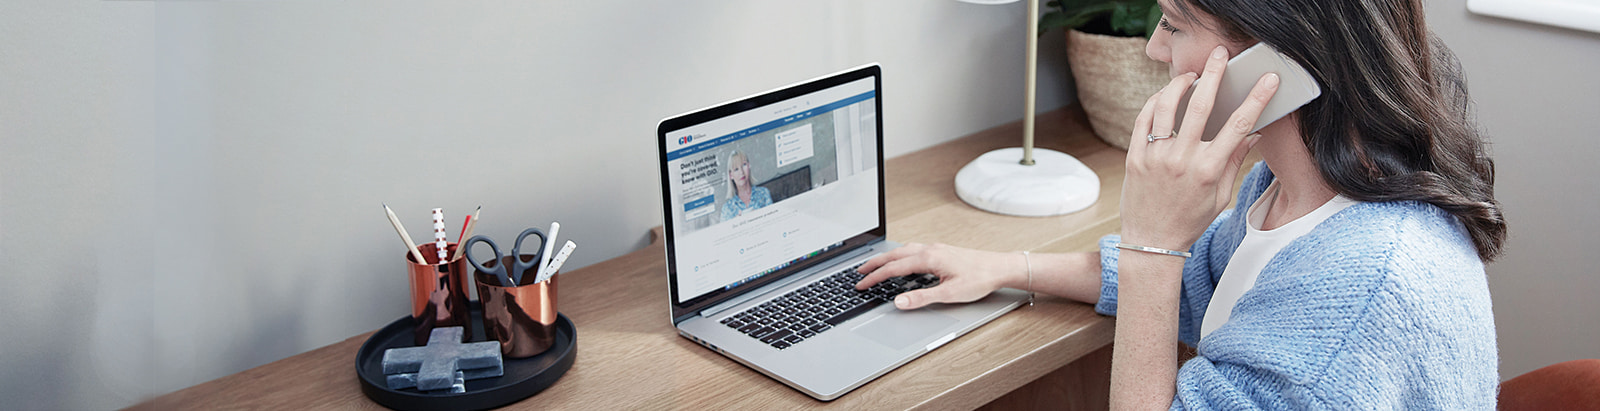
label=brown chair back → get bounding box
[1499,359,1600,410]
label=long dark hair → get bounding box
[1169,0,1506,261]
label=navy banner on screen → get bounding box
[665,91,876,161]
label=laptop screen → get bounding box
[658,66,884,309]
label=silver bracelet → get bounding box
[1115,242,1193,258]
[1021,251,1034,306]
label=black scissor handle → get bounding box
[463,235,504,278]
[509,227,547,282]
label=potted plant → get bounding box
[1040,0,1169,150]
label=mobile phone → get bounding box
[1174,42,1321,141]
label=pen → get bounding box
[384,204,428,264]
[450,206,481,261]
[528,221,560,285]
[539,240,577,283]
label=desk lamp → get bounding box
[954,0,1100,217]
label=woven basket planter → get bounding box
[1065,29,1169,150]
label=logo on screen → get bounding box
[679,135,693,145]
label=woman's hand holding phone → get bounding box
[1120,45,1280,255]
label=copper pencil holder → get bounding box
[406,242,472,346]
[474,255,559,359]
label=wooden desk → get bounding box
[133,106,1129,410]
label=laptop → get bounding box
[654,64,1030,401]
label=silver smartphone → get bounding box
[1174,42,1321,141]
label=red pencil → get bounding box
[450,206,482,260]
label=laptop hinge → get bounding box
[699,246,876,318]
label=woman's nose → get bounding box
[1146,31,1172,64]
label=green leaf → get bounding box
[1038,12,1074,34]
[1055,0,1094,14]
[1144,4,1162,38]
[1065,13,1097,28]
[1076,2,1117,17]
[1120,3,1150,36]
[1111,2,1134,35]
[1039,0,1161,37]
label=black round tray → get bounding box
[355,305,576,411]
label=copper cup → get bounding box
[406,243,472,345]
[474,255,559,358]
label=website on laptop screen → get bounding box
[663,78,880,304]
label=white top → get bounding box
[1199,181,1360,340]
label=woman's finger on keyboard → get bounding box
[855,246,929,289]
[893,274,997,310]
[858,243,923,274]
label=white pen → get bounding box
[540,240,577,283]
[534,221,560,283]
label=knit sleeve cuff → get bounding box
[1096,234,1121,316]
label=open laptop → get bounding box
[654,64,1030,400]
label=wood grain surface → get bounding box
[131,106,1254,411]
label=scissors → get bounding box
[464,227,547,287]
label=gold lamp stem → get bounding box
[1021,0,1038,166]
[952,0,1101,217]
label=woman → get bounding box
[721,150,772,220]
[855,0,1504,408]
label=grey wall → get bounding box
[0,1,1073,409]
[1425,1,1600,380]
[7,1,1583,408]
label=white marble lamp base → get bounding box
[954,147,1100,217]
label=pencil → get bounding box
[384,203,428,264]
[450,215,472,260]
[450,206,482,261]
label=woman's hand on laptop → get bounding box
[854,243,1024,310]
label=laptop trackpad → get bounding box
[852,309,959,350]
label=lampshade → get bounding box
[954,0,1100,217]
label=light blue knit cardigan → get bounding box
[1096,162,1499,409]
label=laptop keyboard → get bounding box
[719,263,940,350]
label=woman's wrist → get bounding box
[1117,229,1196,255]
[1116,242,1192,258]
[994,250,1031,291]
[1116,247,1188,288]
[986,251,1105,304]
